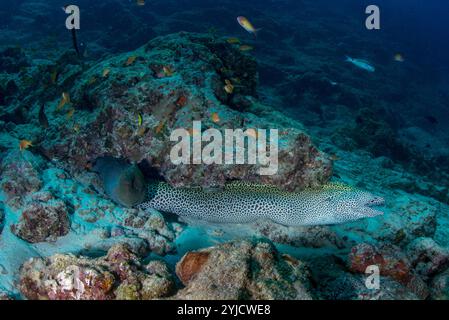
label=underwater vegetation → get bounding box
[0,0,449,301]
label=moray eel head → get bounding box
[325,188,385,224]
[94,157,146,208]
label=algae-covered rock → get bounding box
[430,269,449,300]
[19,244,175,300]
[406,238,449,279]
[175,240,313,300]
[35,32,331,191]
[11,198,70,243]
[0,150,43,208]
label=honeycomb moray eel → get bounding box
[138,182,385,226]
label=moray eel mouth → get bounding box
[360,196,385,217]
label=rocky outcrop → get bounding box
[19,244,174,300]
[430,269,449,300]
[348,243,429,299]
[174,240,313,300]
[0,151,43,208]
[406,238,449,279]
[33,32,331,191]
[121,208,182,255]
[11,196,70,243]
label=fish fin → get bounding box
[253,28,262,37]
[345,56,352,62]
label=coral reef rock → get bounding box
[348,243,429,299]
[174,240,313,300]
[0,151,44,208]
[11,196,71,243]
[406,238,449,279]
[30,32,331,191]
[430,269,449,300]
[0,288,14,301]
[19,244,174,300]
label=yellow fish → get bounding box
[19,140,33,151]
[163,66,175,77]
[227,37,241,44]
[57,92,70,111]
[237,16,261,37]
[136,0,145,6]
[138,114,143,127]
[394,53,405,63]
[125,56,137,66]
[102,68,110,78]
[239,45,254,52]
[224,79,234,94]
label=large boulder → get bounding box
[174,240,313,300]
[11,196,71,243]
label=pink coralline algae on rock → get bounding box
[0,151,43,208]
[175,240,314,300]
[348,243,429,299]
[19,244,174,300]
[11,195,70,243]
[36,32,331,192]
[406,237,449,278]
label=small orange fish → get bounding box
[175,95,188,107]
[211,112,220,123]
[155,121,166,134]
[136,0,145,6]
[102,68,110,78]
[19,140,33,151]
[57,92,70,111]
[125,56,137,66]
[237,16,261,37]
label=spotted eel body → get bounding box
[138,181,385,226]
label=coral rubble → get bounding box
[19,244,174,300]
